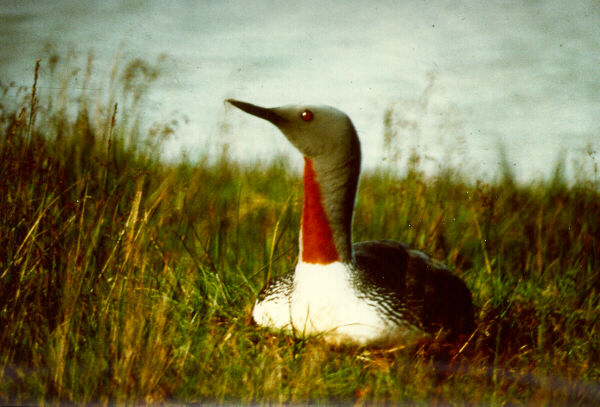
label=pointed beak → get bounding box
[226,99,287,125]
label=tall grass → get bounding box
[1,56,599,404]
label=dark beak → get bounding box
[226,99,287,125]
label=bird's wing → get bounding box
[353,240,474,336]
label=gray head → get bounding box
[226,99,360,168]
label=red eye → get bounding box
[300,110,313,121]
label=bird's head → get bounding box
[227,99,360,165]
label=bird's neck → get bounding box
[300,156,359,265]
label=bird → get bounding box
[227,99,474,346]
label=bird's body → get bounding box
[228,99,474,346]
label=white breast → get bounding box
[252,261,419,345]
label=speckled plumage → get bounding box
[252,240,474,345]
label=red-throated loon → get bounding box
[227,99,474,346]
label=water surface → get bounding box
[1,0,599,181]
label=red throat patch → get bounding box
[301,157,340,264]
